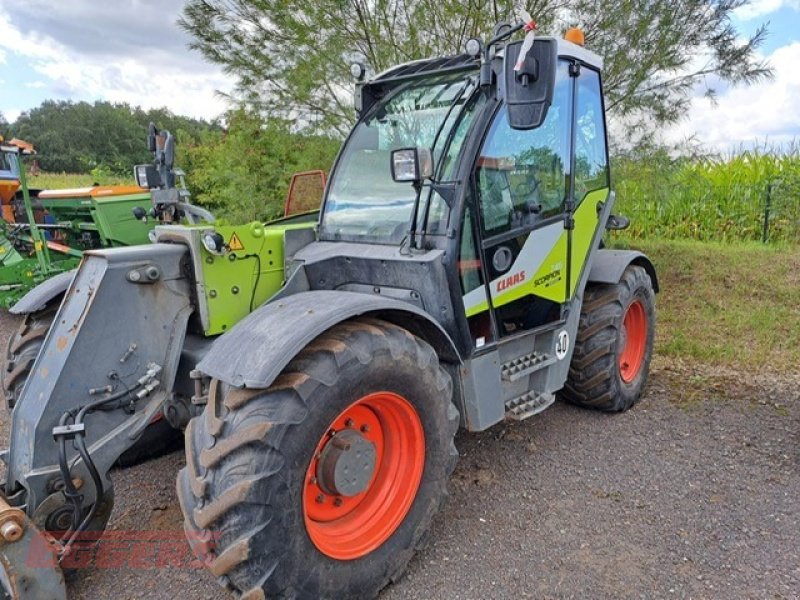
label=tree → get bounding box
[180,0,771,142]
[9,101,217,173]
[0,112,7,139]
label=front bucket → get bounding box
[0,498,66,600]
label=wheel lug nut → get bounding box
[334,498,343,507]
[345,418,354,427]
[360,424,370,433]
[316,494,325,504]
[309,476,317,485]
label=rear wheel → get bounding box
[178,317,459,599]
[561,265,655,411]
[2,299,181,466]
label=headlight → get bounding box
[202,231,226,255]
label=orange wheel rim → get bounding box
[303,392,425,560]
[619,300,647,384]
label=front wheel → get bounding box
[178,317,459,599]
[561,264,656,411]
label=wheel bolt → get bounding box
[316,494,325,504]
[334,498,343,507]
[345,418,354,427]
[360,424,370,433]
[309,476,317,485]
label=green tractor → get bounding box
[0,19,657,600]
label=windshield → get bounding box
[0,152,17,178]
[321,73,478,244]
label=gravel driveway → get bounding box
[0,310,797,599]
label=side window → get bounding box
[574,69,609,202]
[476,61,571,238]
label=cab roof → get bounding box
[372,36,603,83]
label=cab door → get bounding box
[569,65,611,292]
[461,60,574,342]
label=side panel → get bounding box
[197,290,461,389]
[155,221,316,335]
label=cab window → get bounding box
[573,68,609,202]
[476,61,571,238]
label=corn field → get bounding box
[614,149,800,245]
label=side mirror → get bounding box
[503,38,557,130]
[391,148,433,183]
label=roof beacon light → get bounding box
[514,9,538,72]
[565,27,586,47]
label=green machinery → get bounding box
[0,19,658,600]
[0,126,210,309]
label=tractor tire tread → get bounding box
[178,316,458,599]
[560,265,655,412]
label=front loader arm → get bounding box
[0,243,194,598]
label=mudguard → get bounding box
[197,290,461,389]
[588,249,659,293]
[9,269,75,315]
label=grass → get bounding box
[27,172,132,189]
[615,237,800,372]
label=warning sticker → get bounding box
[228,233,245,251]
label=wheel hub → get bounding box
[316,429,377,497]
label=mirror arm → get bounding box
[481,21,526,87]
[408,182,424,250]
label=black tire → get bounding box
[2,302,60,410]
[561,265,656,412]
[2,300,181,466]
[177,317,459,599]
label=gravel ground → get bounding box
[0,309,797,599]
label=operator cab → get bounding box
[315,32,609,359]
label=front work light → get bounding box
[350,62,366,81]
[134,164,161,189]
[465,38,483,58]
[391,147,434,183]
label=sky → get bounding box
[0,0,798,151]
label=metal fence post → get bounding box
[763,182,773,244]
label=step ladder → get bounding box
[504,391,555,421]
[501,351,556,382]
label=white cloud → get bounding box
[736,0,800,20]
[24,81,46,89]
[0,48,5,64]
[668,42,800,150]
[0,6,234,121]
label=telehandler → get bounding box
[0,19,657,599]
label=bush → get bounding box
[180,110,340,223]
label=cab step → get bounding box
[501,352,556,382]
[505,392,555,421]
